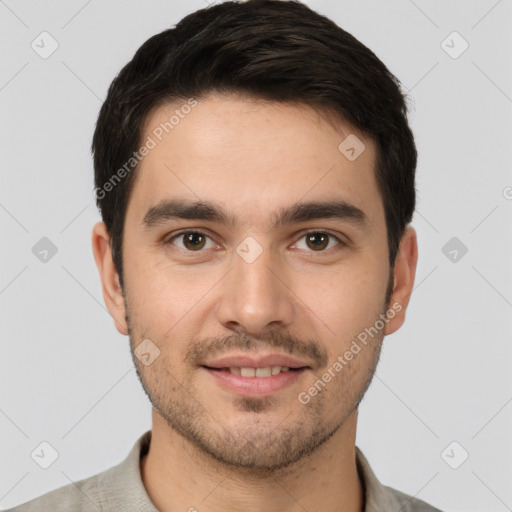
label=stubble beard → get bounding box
[124,269,392,474]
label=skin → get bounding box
[92,92,418,512]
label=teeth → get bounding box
[255,367,271,377]
[240,367,256,377]
[229,366,292,377]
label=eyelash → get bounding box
[164,229,345,253]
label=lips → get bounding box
[222,366,292,377]
[201,353,312,371]
[200,353,311,396]
[203,366,308,397]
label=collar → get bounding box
[96,430,421,511]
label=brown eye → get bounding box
[166,231,214,251]
[294,231,342,252]
[183,232,206,250]
[305,232,329,251]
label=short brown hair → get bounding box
[92,0,417,290]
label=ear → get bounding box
[91,222,129,336]
[384,226,418,336]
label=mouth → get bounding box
[202,365,304,377]
[201,365,309,397]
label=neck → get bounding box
[141,408,364,512]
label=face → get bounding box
[93,92,417,473]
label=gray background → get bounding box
[1,1,511,510]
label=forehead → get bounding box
[127,93,384,231]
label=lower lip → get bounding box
[203,367,308,397]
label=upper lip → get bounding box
[201,353,312,370]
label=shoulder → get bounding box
[6,430,154,512]
[5,472,102,512]
[382,485,444,511]
[355,446,444,512]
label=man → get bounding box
[9,1,442,510]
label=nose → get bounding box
[215,240,295,337]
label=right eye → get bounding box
[164,230,217,252]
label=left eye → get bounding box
[166,230,342,252]
[293,231,342,252]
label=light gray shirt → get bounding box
[7,430,443,511]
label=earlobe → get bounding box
[91,222,129,336]
[384,226,418,336]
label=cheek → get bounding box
[123,251,219,339]
[298,264,386,342]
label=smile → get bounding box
[202,366,308,397]
[209,366,293,377]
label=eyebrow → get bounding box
[141,198,369,231]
